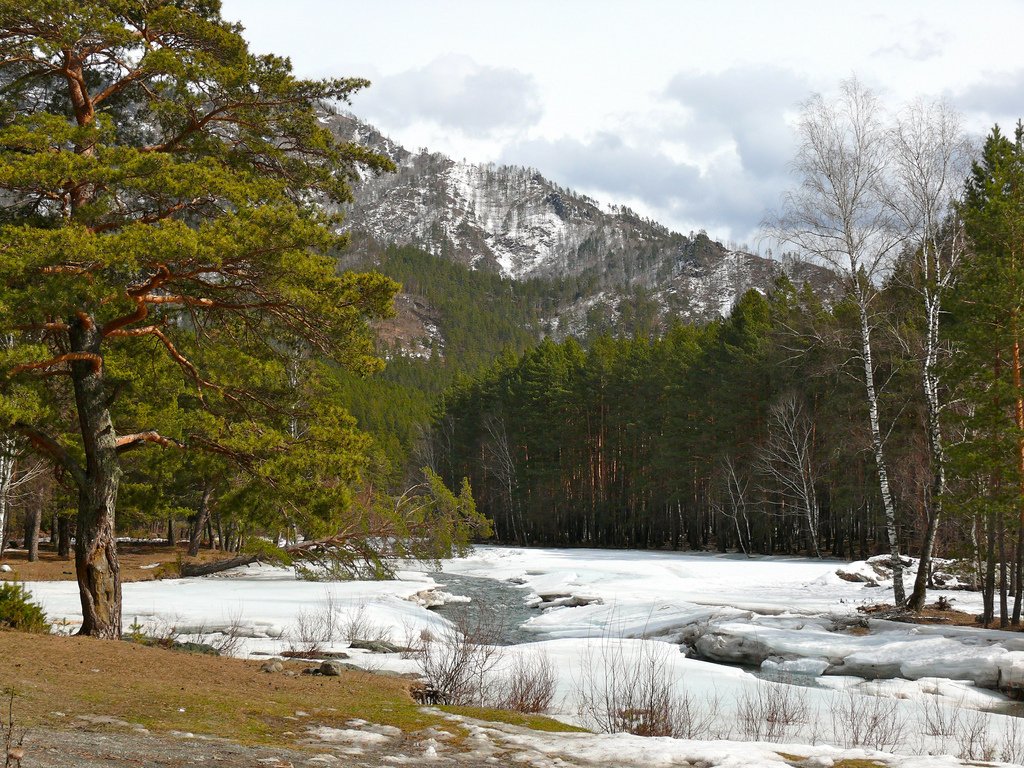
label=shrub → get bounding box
[0,583,49,633]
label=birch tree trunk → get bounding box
[0,437,13,557]
[769,79,907,604]
[888,100,969,612]
[857,299,905,604]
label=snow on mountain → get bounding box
[326,113,834,330]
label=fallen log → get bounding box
[179,555,259,578]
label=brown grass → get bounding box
[0,630,438,745]
[0,543,235,583]
[858,602,1024,632]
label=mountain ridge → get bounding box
[327,113,833,340]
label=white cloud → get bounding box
[354,55,542,136]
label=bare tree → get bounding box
[0,437,12,556]
[0,447,47,558]
[770,79,907,603]
[714,456,755,556]
[887,99,971,611]
[758,395,822,557]
[483,413,525,544]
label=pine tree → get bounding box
[0,1,396,637]
[947,123,1024,626]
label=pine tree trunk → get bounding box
[984,509,996,626]
[1013,529,1023,625]
[858,302,905,605]
[1000,517,1009,628]
[24,507,40,562]
[69,313,122,639]
[57,516,71,559]
[188,482,213,558]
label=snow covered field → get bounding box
[25,546,1024,766]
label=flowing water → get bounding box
[427,571,542,645]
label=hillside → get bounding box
[327,113,834,339]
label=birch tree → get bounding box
[888,100,970,611]
[770,79,908,604]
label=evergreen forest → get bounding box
[2,1,1024,639]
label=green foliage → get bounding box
[945,122,1024,525]
[0,1,406,578]
[432,278,915,557]
[0,582,49,633]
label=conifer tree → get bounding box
[0,1,396,637]
[947,123,1024,626]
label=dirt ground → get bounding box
[0,631,575,768]
[0,542,236,583]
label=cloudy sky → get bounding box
[222,0,1024,249]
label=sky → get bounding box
[221,0,1024,250]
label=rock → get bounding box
[280,650,349,660]
[536,592,603,608]
[0,564,12,573]
[835,569,877,585]
[319,660,346,676]
[348,639,404,654]
[692,632,775,666]
[825,660,904,680]
[260,661,283,673]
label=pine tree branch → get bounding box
[9,352,101,376]
[11,423,85,488]
[115,431,184,453]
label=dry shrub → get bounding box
[1001,715,1024,765]
[955,708,996,762]
[828,692,907,752]
[736,681,810,743]
[574,638,718,738]
[490,651,557,713]
[339,603,392,644]
[419,606,505,706]
[287,594,339,655]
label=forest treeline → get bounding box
[429,100,1024,626]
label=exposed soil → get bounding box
[0,631,578,767]
[0,543,236,583]
[858,601,1024,632]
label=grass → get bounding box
[439,705,588,733]
[0,630,440,746]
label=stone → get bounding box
[260,661,283,673]
[348,639,404,654]
[692,632,774,666]
[319,660,345,676]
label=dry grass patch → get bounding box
[0,631,440,745]
[439,705,588,733]
[0,543,238,583]
[775,752,808,764]
[858,602,1023,632]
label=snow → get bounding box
[25,546,1024,766]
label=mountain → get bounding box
[326,113,833,342]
